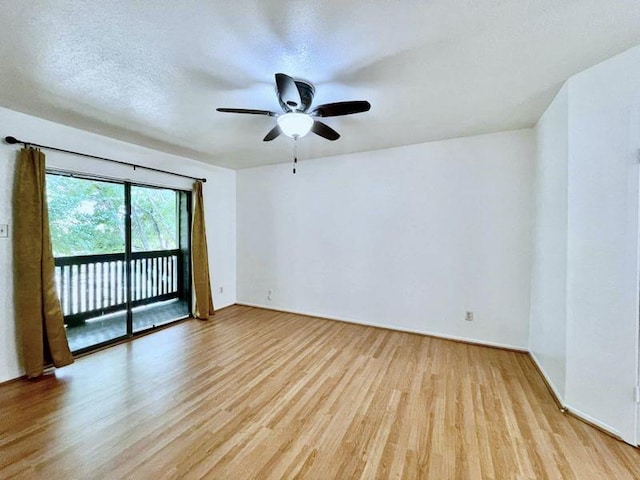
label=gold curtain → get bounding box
[13,147,73,378]
[191,180,215,319]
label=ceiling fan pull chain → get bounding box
[293,137,298,174]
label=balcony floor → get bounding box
[66,299,190,352]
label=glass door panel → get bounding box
[130,185,190,333]
[47,174,127,352]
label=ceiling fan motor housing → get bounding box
[278,79,315,112]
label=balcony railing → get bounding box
[54,249,184,328]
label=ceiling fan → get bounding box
[216,73,371,142]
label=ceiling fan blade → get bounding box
[263,125,282,142]
[275,73,302,111]
[311,121,340,141]
[216,108,276,116]
[310,101,371,117]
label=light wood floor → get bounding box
[1,305,638,479]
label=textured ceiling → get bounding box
[1,1,640,169]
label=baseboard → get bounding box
[527,353,632,445]
[214,302,236,312]
[528,353,567,412]
[236,302,528,353]
[563,405,625,443]
[0,373,27,387]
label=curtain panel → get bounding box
[191,180,215,319]
[13,147,73,378]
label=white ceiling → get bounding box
[1,1,640,169]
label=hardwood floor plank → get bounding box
[1,305,638,479]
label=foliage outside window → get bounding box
[47,175,178,256]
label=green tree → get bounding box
[47,175,178,257]
[131,186,177,252]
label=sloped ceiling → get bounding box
[1,1,640,169]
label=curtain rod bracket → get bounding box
[4,135,207,183]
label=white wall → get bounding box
[564,45,640,444]
[0,107,236,383]
[530,85,569,400]
[237,129,534,349]
[530,44,640,445]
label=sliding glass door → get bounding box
[47,173,191,353]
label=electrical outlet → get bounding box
[267,289,273,301]
[0,224,7,238]
[465,311,474,322]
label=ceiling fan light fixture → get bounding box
[277,112,313,138]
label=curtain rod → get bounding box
[3,136,206,183]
